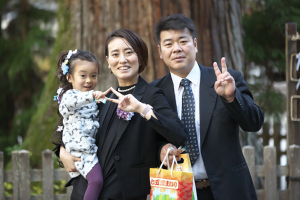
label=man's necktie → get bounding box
[180,78,199,166]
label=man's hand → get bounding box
[213,57,236,102]
[60,146,81,172]
[160,143,182,167]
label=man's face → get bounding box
[158,28,198,78]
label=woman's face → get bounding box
[106,37,140,86]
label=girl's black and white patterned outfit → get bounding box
[59,89,99,178]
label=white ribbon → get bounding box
[66,49,78,59]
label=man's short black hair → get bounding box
[154,13,196,44]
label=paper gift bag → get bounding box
[149,148,194,200]
[176,153,198,200]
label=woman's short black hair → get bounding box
[105,28,148,73]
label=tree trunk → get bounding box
[68,0,245,90]
[24,0,259,168]
[69,1,263,176]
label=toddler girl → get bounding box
[53,49,107,200]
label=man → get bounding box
[151,14,264,200]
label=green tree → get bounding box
[21,0,74,168]
[0,0,56,165]
[243,0,300,121]
[242,0,300,188]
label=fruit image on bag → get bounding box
[151,187,177,200]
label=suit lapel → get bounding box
[113,76,146,150]
[160,73,177,113]
[199,64,217,146]
[161,65,217,146]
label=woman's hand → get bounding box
[106,87,144,113]
[60,146,81,172]
[107,87,157,120]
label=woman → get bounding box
[56,29,187,200]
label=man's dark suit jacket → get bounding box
[150,63,264,200]
[61,76,187,200]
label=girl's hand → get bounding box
[106,87,145,113]
[93,88,111,103]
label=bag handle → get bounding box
[157,147,179,176]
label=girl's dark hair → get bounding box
[105,28,148,73]
[51,50,100,167]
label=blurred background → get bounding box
[1,0,300,196]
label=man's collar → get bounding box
[170,62,200,90]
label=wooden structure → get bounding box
[285,23,300,148]
[0,146,300,200]
[0,150,71,200]
[261,122,286,165]
[243,145,300,200]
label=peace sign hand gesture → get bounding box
[213,57,236,103]
[106,87,145,113]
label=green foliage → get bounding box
[4,182,13,196]
[0,1,55,165]
[242,0,300,121]
[54,180,67,194]
[248,78,286,122]
[5,144,22,156]
[22,0,75,168]
[243,0,300,76]
[4,181,67,197]
[31,182,43,195]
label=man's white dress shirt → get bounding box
[170,62,208,180]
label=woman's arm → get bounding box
[145,89,187,146]
[106,87,157,120]
[107,87,187,147]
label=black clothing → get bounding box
[150,63,264,200]
[99,85,135,199]
[58,77,187,200]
